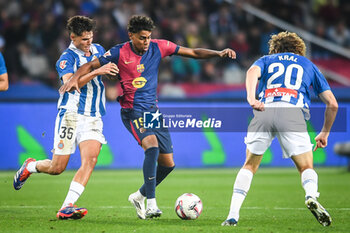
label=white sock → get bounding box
[301,169,319,199]
[26,161,38,173]
[136,190,146,201]
[147,198,157,209]
[61,181,85,208]
[227,168,253,221]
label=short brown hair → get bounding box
[268,31,306,56]
[127,15,155,33]
[67,15,96,36]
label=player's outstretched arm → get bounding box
[177,47,236,59]
[59,60,118,94]
[79,62,119,88]
[314,90,338,151]
[246,65,264,111]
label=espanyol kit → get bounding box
[53,43,107,155]
[245,52,331,157]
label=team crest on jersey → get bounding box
[59,60,67,69]
[132,77,147,88]
[92,55,97,61]
[137,64,145,73]
[58,140,64,149]
[103,50,111,57]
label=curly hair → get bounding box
[67,16,96,36]
[268,31,306,56]
[127,15,155,33]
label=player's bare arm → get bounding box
[177,46,236,59]
[59,59,118,94]
[314,90,338,151]
[246,65,264,111]
[0,73,9,91]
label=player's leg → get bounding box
[223,113,273,226]
[13,155,70,190]
[278,123,331,226]
[121,109,161,219]
[13,110,76,190]
[56,140,101,220]
[140,135,162,218]
[57,114,105,220]
[291,151,332,226]
[222,149,263,226]
[138,129,175,202]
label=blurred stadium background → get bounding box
[0,0,349,170]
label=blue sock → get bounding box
[140,164,175,197]
[143,147,159,199]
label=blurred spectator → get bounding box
[0,0,349,93]
[327,20,350,47]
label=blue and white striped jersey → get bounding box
[56,43,106,117]
[252,52,330,109]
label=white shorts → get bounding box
[53,110,107,155]
[244,102,313,158]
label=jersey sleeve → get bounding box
[154,39,180,58]
[311,63,331,96]
[94,44,106,56]
[0,52,7,75]
[251,56,266,78]
[55,51,75,79]
[99,46,119,66]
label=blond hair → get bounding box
[268,31,306,56]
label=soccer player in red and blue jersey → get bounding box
[60,15,236,219]
[222,32,338,227]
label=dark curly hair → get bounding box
[268,31,306,56]
[67,16,96,36]
[127,15,155,33]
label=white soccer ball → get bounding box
[175,193,203,220]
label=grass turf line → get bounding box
[0,168,349,233]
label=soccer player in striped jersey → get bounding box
[222,32,338,227]
[59,15,236,219]
[0,52,8,91]
[13,16,119,220]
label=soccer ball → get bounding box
[175,193,203,220]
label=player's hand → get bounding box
[313,132,329,151]
[97,62,119,76]
[59,77,80,94]
[248,99,265,111]
[219,48,236,59]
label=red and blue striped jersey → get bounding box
[99,39,179,111]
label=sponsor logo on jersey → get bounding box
[59,60,67,69]
[137,64,145,73]
[265,87,298,98]
[132,77,147,88]
[58,140,64,149]
[124,60,134,64]
[103,50,111,57]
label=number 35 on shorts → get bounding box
[59,126,75,140]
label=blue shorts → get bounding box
[121,108,173,154]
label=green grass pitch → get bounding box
[1,168,349,233]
